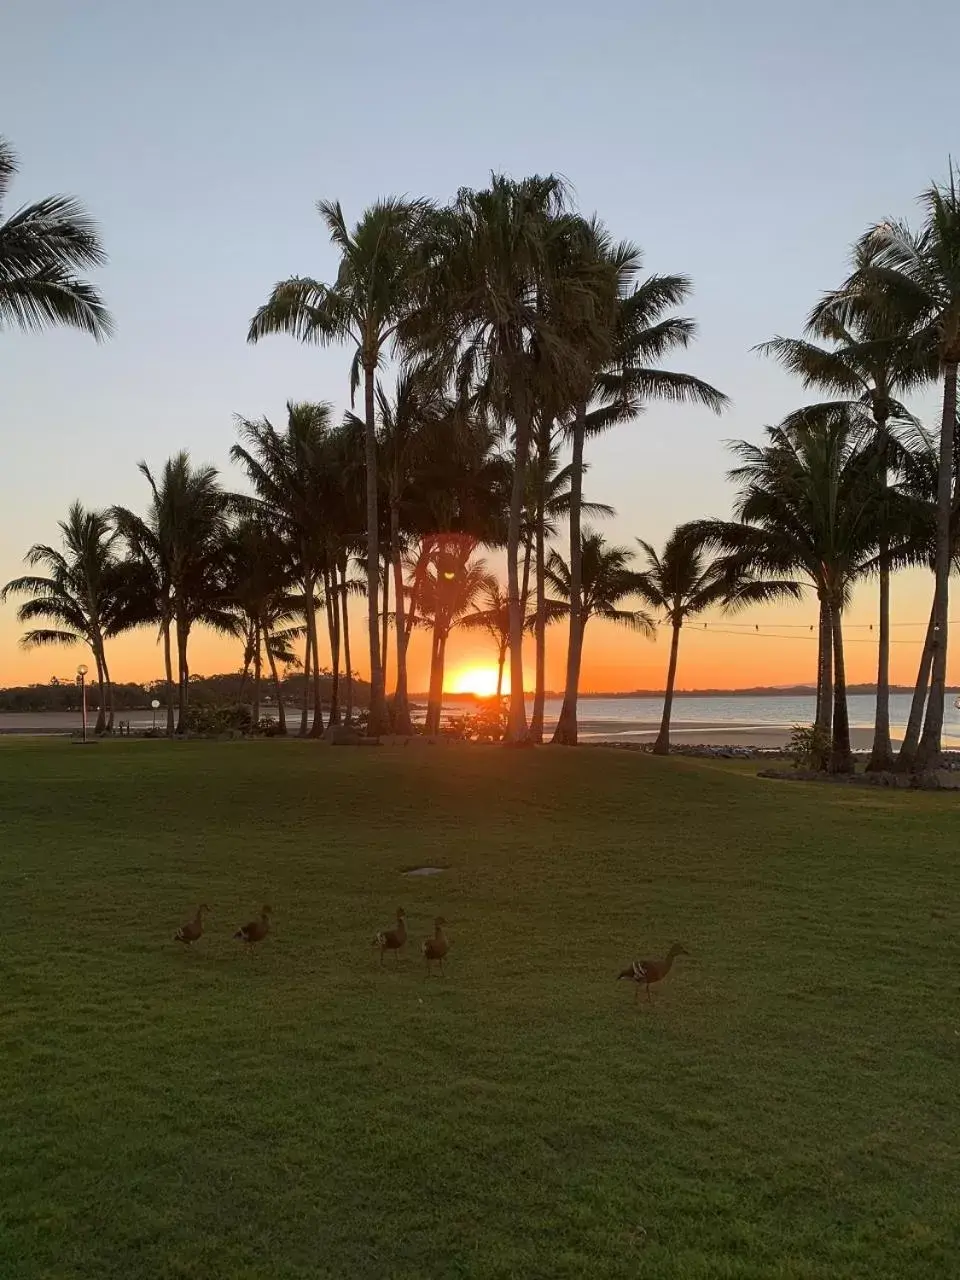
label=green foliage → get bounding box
[184,703,253,737]
[442,700,509,742]
[787,722,832,770]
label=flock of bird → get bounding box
[174,902,688,1000]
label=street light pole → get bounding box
[77,664,88,744]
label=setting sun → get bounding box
[446,665,501,698]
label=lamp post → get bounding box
[76,664,88,744]
[151,698,160,732]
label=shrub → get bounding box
[185,704,253,738]
[788,723,831,771]
[443,700,508,743]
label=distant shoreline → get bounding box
[429,685,957,701]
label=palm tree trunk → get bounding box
[653,619,682,755]
[829,602,853,774]
[815,597,833,739]
[325,566,341,728]
[897,599,936,771]
[100,644,115,734]
[915,362,958,774]
[866,552,894,771]
[867,434,894,771]
[504,394,531,744]
[363,362,388,736]
[305,576,325,738]
[381,550,391,691]
[520,527,534,619]
[530,500,547,743]
[341,562,354,725]
[238,623,255,704]
[94,653,107,735]
[427,621,444,735]
[496,642,507,702]
[552,400,585,745]
[162,617,175,737]
[252,622,262,726]
[299,622,312,737]
[265,632,287,736]
[175,616,190,734]
[390,502,413,735]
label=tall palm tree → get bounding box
[521,422,614,741]
[231,403,335,737]
[405,177,616,742]
[248,198,430,736]
[633,524,800,755]
[887,419,960,766]
[113,453,230,734]
[2,503,122,733]
[824,169,960,771]
[375,366,447,733]
[544,532,656,670]
[0,137,112,340]
[553,228,728,745]
[758,251,931,771]
[694,408,889,773]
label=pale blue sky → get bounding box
[2,0,958,683]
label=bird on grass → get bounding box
[421,916,450,977]
[618,944,688,1003]
[234,905,272,947]
[373,907,407,966]
[175,903,211,946]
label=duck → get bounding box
[234,905,272,946]
[421,916,450,976]
[618,943,688,1002]
[175,903,211,945]
[373,907,407,966]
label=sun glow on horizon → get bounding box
[446,665,501,698]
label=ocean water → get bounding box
[439,692,960,746]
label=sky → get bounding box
[2,0,958,694]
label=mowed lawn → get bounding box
[1,740,958,1280]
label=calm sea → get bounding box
[439,693,960,746]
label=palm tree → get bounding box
[887,419,960,766]
[406,546,495,733]
[405,177,616,742]
[248,198,430,736]
[544,533,656,681]
[223,518,302,732]
[521,423,614,741]
[2,503,122,732]
[232,403,336,737]
[694,409,889,773]
[113,453,230,734]
[458,580,513,702]
[375,366,448,733]
[758,251,931,771]
[552,228,728,745]
[633,524,800,754]
[0,137,112,340]
[824,169,960,771]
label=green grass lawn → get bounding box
[1,739,958,1279]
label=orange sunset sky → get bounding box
[0,563,952,696]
